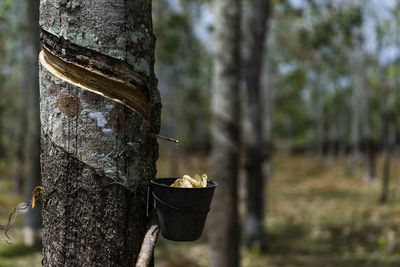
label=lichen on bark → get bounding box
[39,0,161,266]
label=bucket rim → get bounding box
[151,178,218,189]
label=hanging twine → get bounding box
[0,181,130,244]
[31,31,166,265]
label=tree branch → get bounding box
[135,214,160,267]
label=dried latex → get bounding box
[171,174,208,188]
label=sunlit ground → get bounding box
[155,152,400,267]
[0,161,41,267]
[1,152,400,266]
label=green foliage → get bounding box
[377,236,388,249]
[266,0,400,149]
[154,0,212,153]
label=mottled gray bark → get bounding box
[242,0,270,250]
[208,0,241,266]
[39,1,160,266]
[23,0,42,246]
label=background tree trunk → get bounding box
[14,64,28,194]
[23,0,42,247]
[316,76,324,159]
[261,49,273,243]
[242,0,270,250]
[39,1,160,266]
[0,39,4,158]
[351,70,361,175]
[380,119,395,203]
[13,112,25,194]
[363,76,376,184]
[357,48,376,182]
[159,68,180,176]
[209,0,241,266]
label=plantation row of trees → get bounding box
[2,3,399,186]
[153,1,399,157]
[153,0,400,183]
[154,0,400,264]
[154,0,400,199]
[0,0,399,266]
[154,1,272,265]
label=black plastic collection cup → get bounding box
[150,178,218,242]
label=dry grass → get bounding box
[2,153,400,266]
[155,152,400,267]
[0,161,41,267]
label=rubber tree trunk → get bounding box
[0,40,4,159]
[13,0,28,193]
[351,75,361,175]
[242,0,270,250]
[380,120,395,203]
[39,1,160,266]
[365,139,376,182]
[159,68,179,176]
[364,94,376,184]
[209,0,241,266]
[23,0,42,246]
[261,48,273,239]
[316,80,324,159]
[13,114,26,194]
[358,50,376,182]
[14,62,28,194]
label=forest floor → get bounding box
[1,153,400,266]
[0,161,42,267]
[155,152,400,267]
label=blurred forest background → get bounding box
[2,0,400,266]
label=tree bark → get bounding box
[316,78,324,159]
[14,54,28,195]
[380,120,395,203]
[357,49,376,182]
[261,48,273,244]
[13,117,25,194]
[23,0,42,247]
[209,0,241,266]
[11,2,27,195]
[39,1,160,266]
[0,39,4,159]
[242,0,270,250]
[351,70,361,175]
